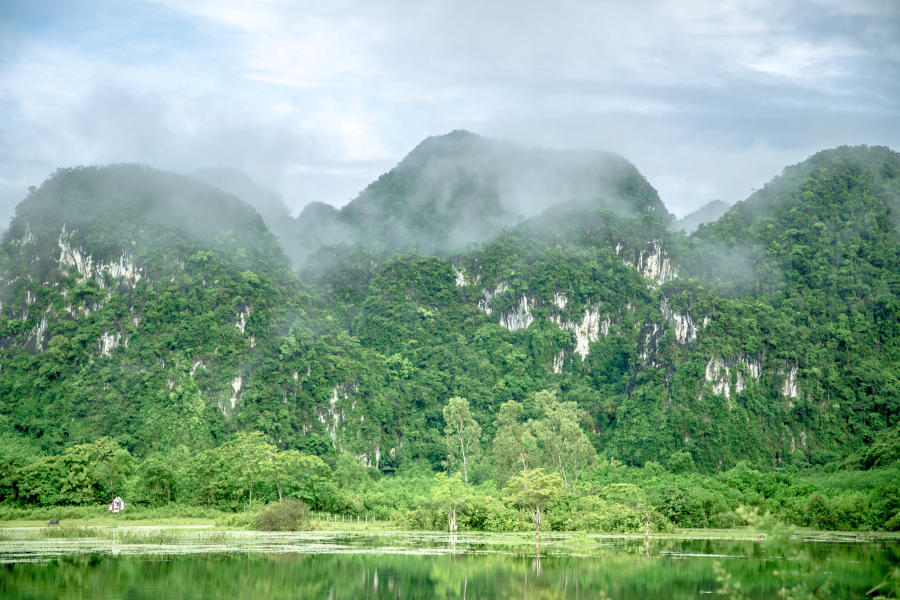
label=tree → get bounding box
[443,396,481,486]
[221,431,276,508]
[271,450,333,508]
[531,390,596,490]
[135,450,184,505]
[505,468,564,539]
[430,472,471,532]
[16,437,130,505]
[492,400,536,481]
[334,451,370,489]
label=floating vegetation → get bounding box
[39,526,105,539]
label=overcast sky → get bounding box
[2,0,898,224]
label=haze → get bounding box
[1,0,898,225]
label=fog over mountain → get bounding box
[2,0,898,227]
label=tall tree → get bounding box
[443,396,481,486]
[531,390,596,490]
[222,431,276,509]
[430,472,471,532]
[505,468,564,539]
[271,450,333,508]
[492,400,537,481]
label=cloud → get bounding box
[0,0,897,225]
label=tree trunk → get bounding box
[277,480,283,501]
[458,426,469,487]
[248,481,253,509]
[534,507,542,540]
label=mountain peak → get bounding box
[292,132,667,260]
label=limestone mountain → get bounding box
[0,142,897,476]
[291,130,669,261]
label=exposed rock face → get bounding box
[640,322,664,365]
[58,226,142,289]
[12,223,37,247]
[734,355,762,394]
[318,386,347,444]
[499,295,533,331]
[660,298,699,344]
[235,308,250,334]
[781,365,800,399]
[705,358,731,399]
[453,266,467,286]
[622,240,677,285]
[29,316,49,352]
[190,360,206,377]
[218,374,244,416]
[704,354,764,399]
[99,331,126,356]
[452,264,476,287]
[476,282,533,331]
[550,306,609,360]
[478,282,508,316]
[552,292,568,309]
[552,350,566,373]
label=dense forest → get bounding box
[0,133,898,532]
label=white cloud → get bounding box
[0,0,897,225]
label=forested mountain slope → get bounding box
[0,165,380,458]
[0,143,897,481]
[291,130,667,261]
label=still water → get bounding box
[1,530,897,599]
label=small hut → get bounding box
[107,496,126,513]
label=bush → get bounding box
[255,499,311,531]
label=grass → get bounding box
[40,526,106,539]
[0,504,240,528]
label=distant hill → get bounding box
[671,200,730,233]
[290,130,669,261]
[189,167,306,261]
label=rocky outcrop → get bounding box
[99,331,126,357]
[477,282,508,316]
[58,226,142,289]
[660,297,700,344]
[552,350,566,374]
[219,375,243,416]
[703,354,764,400]
[550,306,609,360]
[499,295,534,331]
[621,240,677,285]
[781,365,799,399]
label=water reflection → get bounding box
[1,534,896,599]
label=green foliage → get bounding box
[530,390,596,490]
[0,141,898,541]
[255,498,311,531]
[429,472,471,531]
[443,397,481,486]
[505,468,565,538]
[492,400,537,482]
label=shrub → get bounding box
[255,499,311,531]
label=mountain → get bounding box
[291,130,669,261]
[0,165,318,453]
[190,168,292,231]
[671,200,730,234]
[0,143,897,477]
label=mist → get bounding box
[2,0,898,229]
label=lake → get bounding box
[1,528,897,598]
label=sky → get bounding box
[1,0,899,224]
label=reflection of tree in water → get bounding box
[0,535,892,599]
